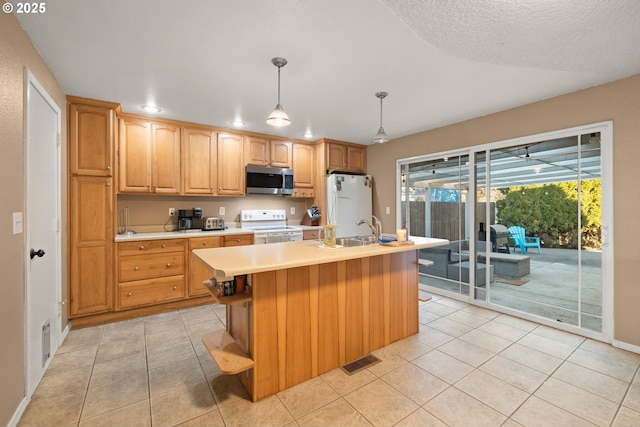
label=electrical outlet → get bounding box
[219,207,225,216]
[169,208,175,217]
[386,206,391,214]
[290,207,295,215]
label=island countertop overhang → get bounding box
[193,236,449,278]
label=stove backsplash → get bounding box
[116,194,310,234]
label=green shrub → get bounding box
[496,181,600,249]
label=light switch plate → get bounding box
[385,207,391,214]
[13,212,23,234]
[290,207,295,215]
[219,207,225,216]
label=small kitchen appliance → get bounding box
[177,207,203,231]
[202,216,225,231]
[245,165,294,195]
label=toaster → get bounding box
[202,216,225,230]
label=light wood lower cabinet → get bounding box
[117,238,186,309]
[223,234,254,247]
[302,229,322,240]
[69,176,113,317]
[118,276,185,309]
[189,236,222,296]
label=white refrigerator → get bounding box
[326,174,373,238]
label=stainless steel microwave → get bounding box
[245,165,294,195]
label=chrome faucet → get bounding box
[356,215,382,241]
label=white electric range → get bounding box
[240,209,303,244]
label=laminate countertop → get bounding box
[193,236,448,278]
[113,226,322,243]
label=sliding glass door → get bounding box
[400,124,608,337]
[400,155,471,297]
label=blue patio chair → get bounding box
[508,226,541,254]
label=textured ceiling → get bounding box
[16,0,640,144]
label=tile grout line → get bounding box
[76,325,104,426]
[608,363,640,427]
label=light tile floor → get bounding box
[18,295,640,427]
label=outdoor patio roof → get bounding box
[406,133,601,190]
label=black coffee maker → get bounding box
[177,207,203,231]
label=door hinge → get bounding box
[56,133,61,147]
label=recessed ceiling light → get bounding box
[141,105,161,113]
[231,120,245,127]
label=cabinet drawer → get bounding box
[119,253,184,282]
[224,234,253,246]
[303,229,323,240]
[118,239,185,256]
[118,276,185,309]
[189,236,222,250]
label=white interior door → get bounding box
[25,69,62,396]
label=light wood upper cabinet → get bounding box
[325,140,366,173]
[119,117,151,192]
[244,136,269,166]
[244,137,292,168]
[270,140,293,168]
[152,123,181,193]
[292,143,314,188]
[119,117,181,193]
[182,127,217,195]
[68,101,116,176]
[68,175,113,316]
[346,145,366,173]
[326,142,347,171]
[217,133,245,195]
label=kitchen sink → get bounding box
[336,235,379,247]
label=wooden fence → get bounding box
[402,201,495,241]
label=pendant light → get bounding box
[372,91,390,143]
[266,57,291,127]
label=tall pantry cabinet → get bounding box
[67,97,119,317]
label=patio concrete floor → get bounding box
[419,247,603,332]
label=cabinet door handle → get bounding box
[203,241,207,246]
[105,182,111,187]
[166,263,171,267]
[161,244,166,248]
[172,286,177,290]
[106,165,111,170]
[139,245,145,250]
[134,266,139,271]
[127,292,132,297]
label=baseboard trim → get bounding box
[8,395,30,427]
[612,339,640,355]
[69,295,215,328]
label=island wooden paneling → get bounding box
[236,250,419,401]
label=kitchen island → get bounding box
[193,236,448,402]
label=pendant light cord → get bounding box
[277,65,281,105]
